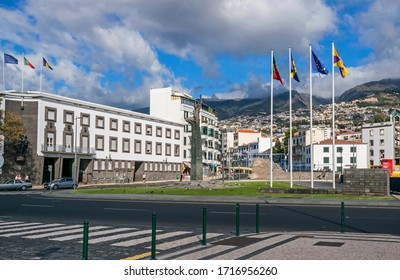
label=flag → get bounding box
[43,57,53,70]
[333,46,348,78]
[4,53,18,64]
[273,55,284,85]
[290,54,300,82]
[24,56,35,69]
[311,50,329,75]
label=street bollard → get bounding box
[202,207,207,245]
[341,202,345,233]
[151,212,157,260]
[256,204,260,233]
[82,220,89,260]
[236,203,240,236]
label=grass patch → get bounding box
[73,181,394,200]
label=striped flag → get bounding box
[43,57,53,70]
[24,56,35,69]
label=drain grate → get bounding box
[314,241,344,247]
[213,237,260,247]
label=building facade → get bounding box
[149,87,221,176]
[312,139,368,172]
[1,91,184,184]
[361,122,395,167]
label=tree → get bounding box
[0,109,34,181]
[273,139,284,154]
[374,112,389,123]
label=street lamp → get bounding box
[74,116,81,186]
[106,154,112,180]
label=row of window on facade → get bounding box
[369,129,386,136]
[92,160,181,173]
[95,137,181,156]
[46,107,181,139]
[46,132,181,157]
[323,147,357,153]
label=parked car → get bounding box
[0,179,32,191]
[44,178,78,190]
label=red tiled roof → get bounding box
[237,129,259,133]
[315,139,364,145]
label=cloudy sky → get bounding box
[0,0,399,110]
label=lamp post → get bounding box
[106,154,111,179]
[74,116,81,185]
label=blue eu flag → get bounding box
[4,53,18,64]
[311,50,328,75]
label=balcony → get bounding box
[42,144,96,154]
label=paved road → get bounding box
[0,188,400,260]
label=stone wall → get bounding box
[343,169,389,196]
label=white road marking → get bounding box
[150,233,223,251]
[25,226,109,239]
[112,231,191,247]
[50,227,136,241]
[21,204,55,208]
[0,223,63,234]
[87,229,154,244]
[0,225,82,237]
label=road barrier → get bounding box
[82,220,89,260]
[236,203,240,236]
[341,202,345,233]
[151,212,157,260]
[256,204,260,233]
[202,207,207,245]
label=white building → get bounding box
[149,87,221,175]
[1,91,184,184]
[362,122,395,167]
[292,127,331,170]
[311,139,368,172]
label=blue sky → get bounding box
[0,0,399,110]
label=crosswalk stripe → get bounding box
[24,226,110,239]
[87,229,154,244]
[0,221,24,226]
[50,227,136,242]
[112,231,191,247]
[0,223,62,234]
[0,222,41,230]
[0,225,82,237]
[149,233,223,251]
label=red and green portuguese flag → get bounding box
[273,55,284,86]
[24,56,35,69]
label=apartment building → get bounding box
[362,122,396,167]
[1,91,184,184]
[292,127,331,170]
[149,87,221,175]
[312,139,368,172]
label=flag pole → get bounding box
[2,52,5,92]
[21,54,24,93]
[289,47,293,188]
[270,49,273,188]
[309,45,314,189]
[40,57,42,93]
[332,41,336,189]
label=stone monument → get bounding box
[185,99,203,181]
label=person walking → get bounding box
[142,173,146,183]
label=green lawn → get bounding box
[73,181,394,200]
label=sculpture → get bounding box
[185,100,203,181]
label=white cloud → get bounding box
[1,0,397,108]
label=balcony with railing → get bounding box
[42,144,95,154]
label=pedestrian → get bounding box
[142,173,146,183]
[17,174,22,180]
[25,174,30,182]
